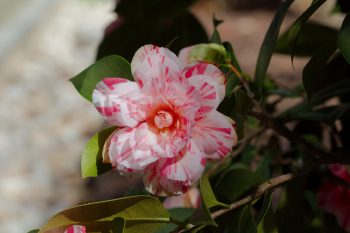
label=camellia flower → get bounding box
[317,164,350,232]
[64,225,86,233]
[93,45,237,196]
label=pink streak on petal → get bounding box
[183,63,226,101]
[143,141,205,196]
[108,123,159,172]
[102,77,128,90]
[93,78,148,127]
[64,225,86,233]
[192,110,236,159]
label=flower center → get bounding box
[154,110,173,129]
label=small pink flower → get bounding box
[64,225,86,233]
[317,164,350,232]
[93,45,237,196]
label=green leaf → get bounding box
[254,0,294,92]
[155,208,195,233]
[328,103,350,122]
[211,16,224,44]
[70,55,133,102]
[302,37,338,102]
[189,174,227,227]
[237,206,257,233]
[310,79,350,106]
[28,230,39,233]
[257,207,278,233]
[81,127,116,178]
[39,196,170,233]
[275,22,337,57]
[241,145,258,166]
[286,0,327,62]
[215,168,265,203]
[223,42,242,72]
[338,12,350,63]
[256,192,272,225]
[112,217,126,233]
[200,173,229,209]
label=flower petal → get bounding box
[318,180,350,232]
[143,141,205,196]
[93,78,149,127]
[131,46,184,94]
[329,164,350,183]
[108,123,159,173]
[163,188,201,209]
[192,110,237,159]
[64,225,86,233]
[183,62,225,101]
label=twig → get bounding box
[210,172,295,219]
[250,111,350,164]
[179,167,315,233]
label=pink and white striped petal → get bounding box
[131,46,184,94]
[183,63,225,101]
[143,141,205,196]
[163,187,201,209]
[192,110,236,159]
[108,123,159,173]
[64,225,86,233]
[184,74,222,117]
[93,78,149,127]
[144,167,189,196]
[131,45,182,79]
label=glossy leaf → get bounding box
[155,208,195,233]
[310,79,350,106]
[338,12,350,63]
[286,0,327,62]
[215,168,265,203]
[302,37,338,102]
[189,175,222,226]
[257,207,278,233]
[211,16,224,44]
[221,42,243,97]
[236,206,257,233]
[39,196,170,233]
[275,22,337,57]
[112,217,126,233]
[70,55,133,102]
[254,0,294,92]
[81,127,116,178]
[256,192,273,225]
[200,173,229,209]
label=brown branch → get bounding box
[179,167,314,233]
[210,172,295,219]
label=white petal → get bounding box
[192,110,237,159]
[93,78,149,127]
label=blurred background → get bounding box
[0,0,342,232]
